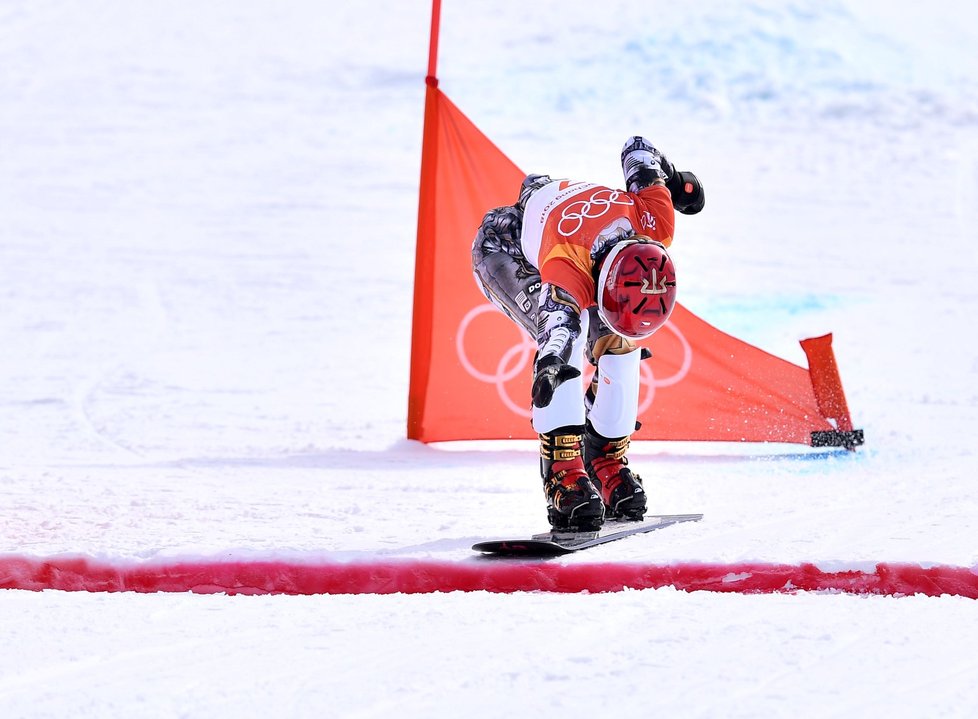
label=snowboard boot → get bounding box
[539,425,605,531]
[583,421,647,520]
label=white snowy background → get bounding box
[2,0,978,716]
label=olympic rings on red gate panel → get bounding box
[457,304,694,420]
[456,304,537,416]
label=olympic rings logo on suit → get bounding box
[457,303,693,419]
[556,189,634,237]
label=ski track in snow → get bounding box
[3,0,978,716]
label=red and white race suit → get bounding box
[520,180,675,311]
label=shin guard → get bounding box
[587,349,641,438]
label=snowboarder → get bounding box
[471,136,704,531]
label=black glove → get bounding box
[531,355,581,408]
[666,170,705,215]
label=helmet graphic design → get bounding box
[596,238,677,340]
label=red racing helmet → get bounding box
[596,237,677,339]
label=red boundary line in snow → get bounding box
[1,557,976,598]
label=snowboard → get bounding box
[472,513,703,557]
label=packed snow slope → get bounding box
[2,0,978,716]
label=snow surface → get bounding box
[2,0,978,715]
